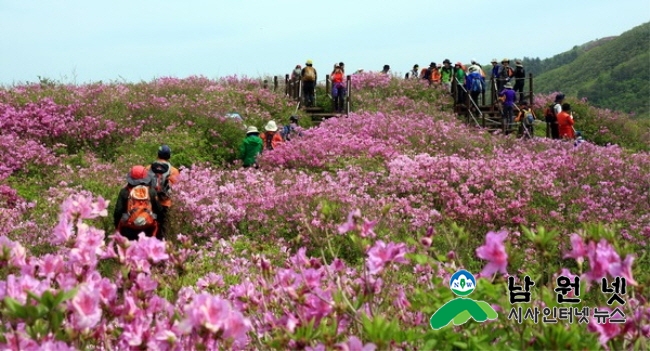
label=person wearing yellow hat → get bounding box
[301,60,317,107]
[497,58,513,92]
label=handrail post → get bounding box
[326,74,331,99]
[528,72,533,104]
[285,74,289,96]
[273,76,278,92]
[346,75,351,115]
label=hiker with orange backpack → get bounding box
[113,165,163,241]
[145,145,180,241]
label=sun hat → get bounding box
[264,120,278,132]
[443,59,451,64]
[491,58,498,63]
[504,82,513,89]
[306,59,313,65]
[246,126,259,134]
[502,58,510,63]
[515,60,522,66]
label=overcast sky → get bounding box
[1,0,649,85]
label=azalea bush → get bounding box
[0,74,648,350]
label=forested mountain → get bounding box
[524,22,650,117]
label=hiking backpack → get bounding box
[470,76,483,92]
[544,104,558,123]
[423,68,432,81]
[303,67,316,82]
[280,125,292,142]
[149,161,171,201]
[265,132,275,150]
[524,110,535,126]
[122,185,157,229]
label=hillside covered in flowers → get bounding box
[0,74,648,350]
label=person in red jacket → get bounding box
[260,120,284,151]
[556,103,575,139]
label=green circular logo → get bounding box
[449,270,476,296]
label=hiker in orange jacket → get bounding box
[260,121,284,151]
[145,145,180,240]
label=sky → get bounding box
[1,0,649,85]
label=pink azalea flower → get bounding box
[70,285,102,330]
[179,293,251,344]
[338,209,361,234]
[608,254,637,286]
[585,239,621,282]
[563,233,588,264]
[366,240,409,275]
[587,307,622,347]
[336,336,377,351]
[475,230,509,277]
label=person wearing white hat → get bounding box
[260,120,284,151]
[240,125,263,168]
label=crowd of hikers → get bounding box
[290,57,578,142]
[112,117,304,241]
[113,59,580,241]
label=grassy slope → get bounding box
[533,22,650,116]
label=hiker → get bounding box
[545,93,564,139]
[381,65,390,74]
[240,126,263,168]
[440,59,454,92]
[513,60,526,103]
[281,115,302,141]
[144,145,180,241]
[301,60,317,107]
[466,66,485,106]
[409,64,420,80]
[331,64,346,113]
[498,82,517,134]
[291,65,301,81]
[421,63,434,85]
[453,62,467,104]
[470,59,486,78]
[497,58,513,92]
[490,59,500,92]
[516,101,536,139]
[260,120,284,151]
[557,103,575,140]
[574,131,585,147]
[113,165,163,241]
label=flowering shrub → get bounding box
[0,74,648,350]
